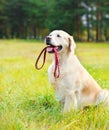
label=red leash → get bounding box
[35,46,60,78]
[53,47,60,78]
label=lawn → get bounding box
[0,39,109,130]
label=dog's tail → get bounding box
[96,89,109,106]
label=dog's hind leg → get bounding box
[96,89,109,106]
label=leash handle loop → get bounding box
[35,46,60,78]
[35,47,47,70]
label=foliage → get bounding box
[48,0,86,40]
[0,0,109,40]
[0,40,109,129]
[0,0,48,39]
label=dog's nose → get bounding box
[46,36,51,44]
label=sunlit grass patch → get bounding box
[0,40,109,129]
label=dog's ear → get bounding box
[68,36,76,52]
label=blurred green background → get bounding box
[0,0,109,41]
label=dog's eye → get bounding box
[57,34,61,37]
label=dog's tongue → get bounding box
[46,46,55,52]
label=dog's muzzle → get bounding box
[45,36,62,53]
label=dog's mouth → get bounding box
[46,45,62,53]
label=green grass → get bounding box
[0,40,109,130]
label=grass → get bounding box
[0,39,109,130]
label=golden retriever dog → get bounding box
[45,30,109,112]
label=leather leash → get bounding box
[35,46,60,78]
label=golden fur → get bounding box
[45,30,109,112]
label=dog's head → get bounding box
[45,30,76,54]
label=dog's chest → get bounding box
[48,72,70,101]
[48,63,68,86]
[47,59,84,102]
[48,61,77,85]
[48,63,77,100]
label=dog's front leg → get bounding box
[62,93,77,112]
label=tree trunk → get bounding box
[86,13,90,42]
